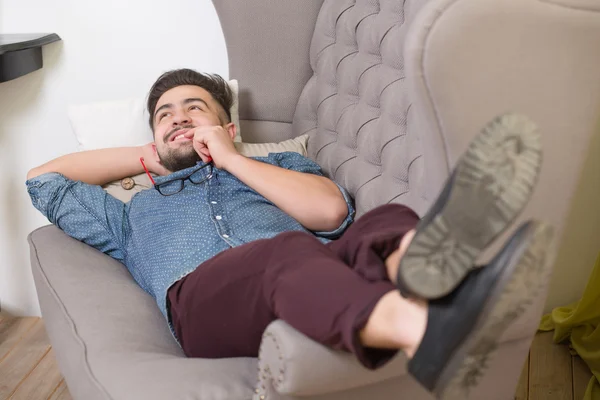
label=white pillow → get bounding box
[68,79,242,151]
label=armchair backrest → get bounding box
[214,0,600,228]
[214,0,428,216]
[212,0,325,143]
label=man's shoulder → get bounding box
[267,151,321,173]
[259,151,311,164]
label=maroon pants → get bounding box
[167,204,419,369]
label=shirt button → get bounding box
[120,177,135,190]
[222,234,229,238]
[215,215,222,220]
[211,201,217,204]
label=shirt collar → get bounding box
[153,161,212,185]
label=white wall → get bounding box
[0,0,228,316]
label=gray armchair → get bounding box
[27,0,600,399]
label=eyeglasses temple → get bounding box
[139,157,156,185]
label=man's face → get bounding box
[153,85,226,172]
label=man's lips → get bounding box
[167,128,193,143]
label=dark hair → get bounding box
[147,69,233,129]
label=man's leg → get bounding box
[322,203,425,358]
[325,203,419,284]
[352,114,554,398]
[344,217,554,397]
[167,230,423,367]
[167,210,553,398]
[318,114,554,397]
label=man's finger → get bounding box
[195,144,210,163]
[193,139,212,162]
[198,153,210,163]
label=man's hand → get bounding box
[183,125,241,170]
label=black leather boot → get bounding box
[407,220,554,399]
[397,113,542,299]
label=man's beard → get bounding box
[156,143,201,173]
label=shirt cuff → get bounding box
[313,182,355,239]
[26,172,67,213]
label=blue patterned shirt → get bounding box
[26,152,355,329]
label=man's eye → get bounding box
[158,112,170,121]
[189,105,201,111]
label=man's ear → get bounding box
[225,122,237,141]
[151,143,161,162]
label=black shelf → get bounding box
[0,33,61,82]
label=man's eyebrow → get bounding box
[183,98,210,108]
[154,98,210,120]
[154,103,172,119]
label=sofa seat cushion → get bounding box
[29,225,257,400]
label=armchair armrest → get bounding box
[255,320,407,397]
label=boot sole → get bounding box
[397,113,542,299]
[434,222,555,399]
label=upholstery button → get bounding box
[215,215,222,220]
[222,234,229,238]
[120,177,135,190]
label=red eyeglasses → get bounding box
[139,157,156,185]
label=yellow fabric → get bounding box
[539,252,600,400]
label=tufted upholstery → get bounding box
[293,0,427,217]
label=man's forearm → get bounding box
[225,155,349,232]
[27,146,145,185]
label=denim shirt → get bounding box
[26,152,355,333]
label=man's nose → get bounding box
[172,110,191,126]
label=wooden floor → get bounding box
[0,316,594,400]
[0,315,71,400]
[516,331,594,400]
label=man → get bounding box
[26,68,552,398]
